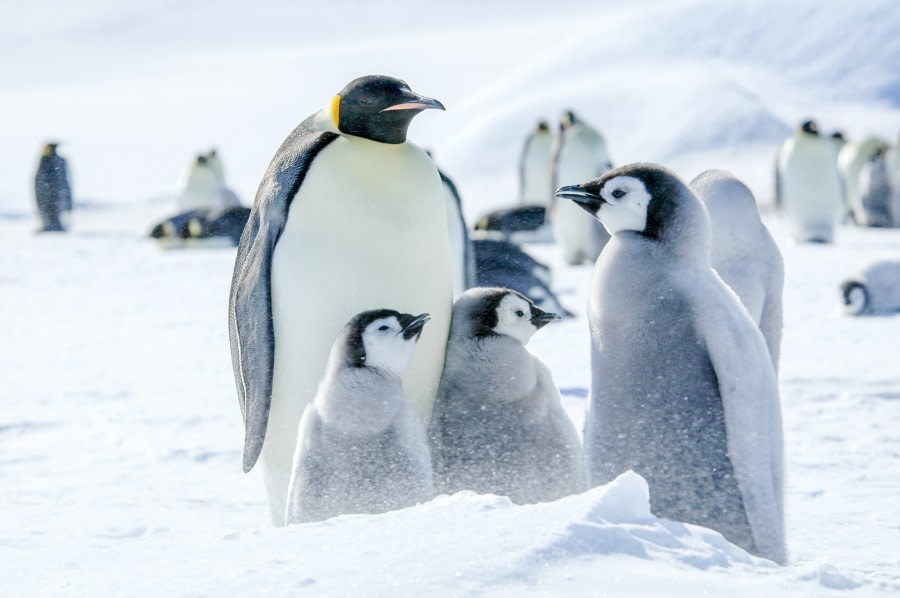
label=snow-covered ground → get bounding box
[2,0,899,595]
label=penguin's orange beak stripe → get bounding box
[381,102,430,112]
[331,95,341,128]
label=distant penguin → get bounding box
[229,75,452,525]
[840,260,900,316]
[838,135,890,222]
[886,137,900,225]
[556,163,785,563]
[433,161,475,298]
[519,120,554,207]
[550,110,612,264]
[150,206,251,247]
[777,120,844,243]
[472,238,570,317]
[285,310,434,523]
[429,287,583,504]
[204,148,242,208]
[689,170,784,372]
[854,148,894,228]
[473,205,550,243]
[176,151,241,212]
[33,142,72,232]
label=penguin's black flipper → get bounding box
[228,114,337,473]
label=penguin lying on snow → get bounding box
[472,237,570,317]
[229,75,452,525]
[474,205,550,243]
[285,310,434,524]
[429,287,583,504]
[150,206,250,247]
[840,260,900,316]
[689,170,784,372]
[557,163,785,563]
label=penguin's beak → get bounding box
[530,308,560,329]
[401,313,431,340]
[555,184,605,215]
[381,93,445,113]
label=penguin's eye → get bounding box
[515,310,525,318]
[378,325,390,331]
[611,189,626,199]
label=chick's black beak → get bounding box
[555,184,605,215]
[401,313,431,340]
[530,308,560,329]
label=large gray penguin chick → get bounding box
[689,169,784,373]
[429,287,584,504]
[285,310,434,524]
[557,163,785,564]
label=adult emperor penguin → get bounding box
[427,156,475,299]
[519,120,554,207]
[229,75,452,525]
[777,119,844,243]
[429,287,583,504]
[556,163,785,563]
[689,170,784,372]
[285,310,434,524]
[33,142,72,232]
[550,110,612,264]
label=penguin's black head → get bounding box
[840,281,869,316]
[337,309,430,371]
[555,163,688,240]
[560,110,577,131]
[196,154,208,165]
[332,75,444,144]
[42,142,60,156]
[537,121,550,133]
[461,287,558,345]
[831,131,845,142]
[800,120,819,135]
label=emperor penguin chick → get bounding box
[689,169,784,373]
[429,288,583,504]
[557,163,785,564]
[285,310,434,524]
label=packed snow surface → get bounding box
[2,0,899,595]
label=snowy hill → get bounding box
[2,0,900,595]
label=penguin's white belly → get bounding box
[522,138,552,206]
[780,140,842,240]
[265,136,452,523]
[553,142,608,261]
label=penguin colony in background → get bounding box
[33,142,72,233]
[556,164,785,563]
[229,75,452,525]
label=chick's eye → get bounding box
[515,310,525,317]
[611,189,626,199]
[378,325,390,331]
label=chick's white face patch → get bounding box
[598,175,651,234]
[494,294,538,345]
[362,316,417,376]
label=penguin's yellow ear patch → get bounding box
[331,95,341,128]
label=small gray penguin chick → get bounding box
[285,310,434,524]
[429,287,584,504]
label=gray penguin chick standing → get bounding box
[556,164,785,564]
[285,310,434,524]
[429,287,583,504]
